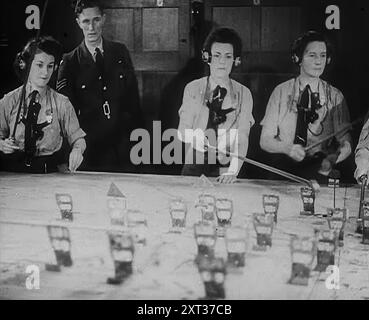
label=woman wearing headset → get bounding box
[177,27,254,184]
[0,36,86,173]
[259,31,352,182]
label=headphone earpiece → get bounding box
[202,50,242,67]
[291,32,332,66]
[291,53,331,65]
[202,50,211,64]
[16,52,27,70]
[234,57,241,67]
[292,54,300,65]
[19,59,26,70]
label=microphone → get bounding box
[207,85,234,127]
[23,90,41,166]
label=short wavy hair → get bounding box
[291,30,333,65]
[203,27,242,58]
[74,0,104,18]
[13,36,63,82]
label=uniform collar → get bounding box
[84,38,104,57]
[25,82,48,101]
[21,84,53,121]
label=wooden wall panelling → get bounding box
[101,0,191,130]
[103,9,135,50]
[261,6,301,51]
[250,6,261,51]
[212,6,252,50]
[133,8,143,52]
[204,0,304,74]
[142,8,179,51]
[245,52,295,73]
[103,0,190,72]
[178,0,190,66]
[142,72,177,123]
[133,52,180,71]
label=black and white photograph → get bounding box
[0,0,369,304]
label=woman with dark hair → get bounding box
[259,31,352,182]
[177,27,254,183]
[0,36,86,173]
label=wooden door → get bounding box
[103,0,190,72]
[102,0,191,128]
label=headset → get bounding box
[201,49,242,67]
[14,38,60,80]
[291,31,332,66]
[15,52,27,71]
[15,51,59,72]
[15,40,41,72]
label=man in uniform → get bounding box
[57,0,142,172]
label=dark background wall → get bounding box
[1,0,368,178]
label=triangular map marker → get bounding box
[193,174,215,188]
[107,182,125,198]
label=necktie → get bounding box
[24,90,41,166]
[28,90,40,120]
[294,85,310,146]
[95,47,104,73]
[29,90,39,103]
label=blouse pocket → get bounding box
[36,120,63,155]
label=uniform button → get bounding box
[103,86,107,91]
[120,75,123,79]
[81,84,86,89]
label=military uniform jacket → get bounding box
[57,39,141,157]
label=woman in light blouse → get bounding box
[0,36,86,173]
[177,27,254,184]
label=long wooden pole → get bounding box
[305,118,362,152]
[206,144,319,190]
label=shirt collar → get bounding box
[208,75,230,91]
[290,76,327,111]
[84,38,104,57]
[25,82,48,101]
[206,76,238,106]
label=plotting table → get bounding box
[0,172,368,300]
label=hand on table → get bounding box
[336,141,352,164]
[288,144,305,162]
[216,173,237,184]
[354,167,368,184]
[0,138,20,154]
[69,149,83,172]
